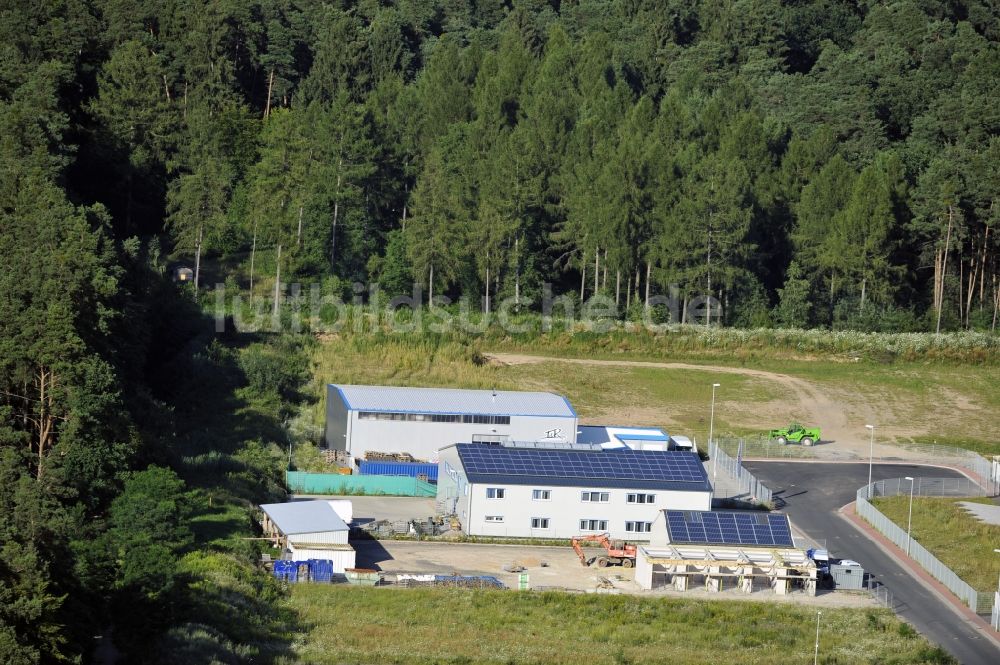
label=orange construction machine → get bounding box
[571,533,638,568]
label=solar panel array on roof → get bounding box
[664,510,794,547]
[333,384,576,417]
[456,444,707,486]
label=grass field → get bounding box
[305,333,1000,453]
[288,585,952,664]
[871,496,1000,593]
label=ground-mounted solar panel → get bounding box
[664,510,794,547]
[456,444,707,484]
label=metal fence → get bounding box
[286,471,437,496]
[707,441,774,504]
[715,436,818,460]
[716,438,999,496]
[865,577,895,609]
[863,476,987,498]
[856,479,990,615]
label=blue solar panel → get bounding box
[664,510,794,547]
[456,444,707,484]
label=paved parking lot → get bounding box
[292,494,435,524]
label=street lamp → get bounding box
[905,476,915,556]
[994,549,1000,630]
[865,425,875,499]
[813,610,822,665]
[710,383,721,482]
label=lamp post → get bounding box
[813,610,822,665]
[905,476,915,556]
[710,383,721,483]
[994,549,1000,630]
[865,424,875,499]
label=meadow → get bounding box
[302,328,1000,455]
[288,585,953,664]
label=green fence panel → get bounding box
[286,471,436,497]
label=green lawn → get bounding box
[288,585,952,664]
[871,496,1000,593]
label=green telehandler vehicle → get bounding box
[767,422,821,446]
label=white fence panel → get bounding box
[856,481,985,615]
[708,441,773,505]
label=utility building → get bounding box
[436,443,713,539]
[324,384,578,462]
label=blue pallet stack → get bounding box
[308,559,334,583]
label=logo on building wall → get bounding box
[544,428,563,439]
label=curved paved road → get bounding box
[746,461,1000,665]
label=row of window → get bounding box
[482,517,651,532]
[488,488,656,504]
[358,411,511,425]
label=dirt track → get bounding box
[487,352,869,453]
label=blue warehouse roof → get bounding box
[331,384,576,418]
[260,500,349,535]
[452,444,711,492]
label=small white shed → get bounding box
[260,500,355,571]
[260,500,350,545]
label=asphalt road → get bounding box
[746,461,999,665]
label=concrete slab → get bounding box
[958,501,1000,526]
[292,494,436,525]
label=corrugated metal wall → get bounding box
[286,471,436,497]
[358,460,439,481]
[288,530,349,544]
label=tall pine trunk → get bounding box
[264,69,275,118]
[296,205,304,248]
[602,249,608,289]
[935,206,954,334]
[580,253,587,305]
[194,224,203,296]
[272,244,282,317]
[514,236,520,310]
[644,262,651,308]
[249,221,258,306]
[35,367,56,480]
[330,162,343,271]
[594,248,599,295]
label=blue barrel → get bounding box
[308,559,333,582]
[358,460,439,482]
[273,560,299,582]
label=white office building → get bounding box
[436,443,713,539]
[324,384,578,462]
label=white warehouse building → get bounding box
[324,384,578,462]
[437,443,713,539]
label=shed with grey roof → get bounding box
[324,384,578,462]
[259,500,357,571]
[260,500,350,545]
